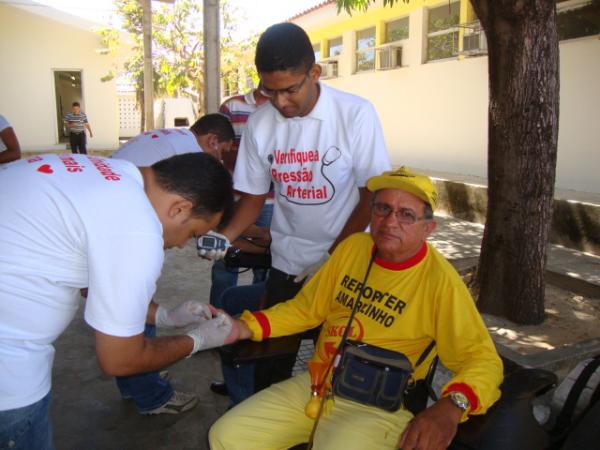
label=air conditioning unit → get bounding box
[319,60,339,79]
[462,30,488,55]
[376,45,402,70]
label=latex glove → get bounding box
[155,300,212,329]
[197,231,230,261]
[186,312,234,355]
[294,253,329,283]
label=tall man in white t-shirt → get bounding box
[0,153,235,449]
[209,22,391,395]
[112,113,235,165]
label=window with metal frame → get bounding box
[427,2,460,61]
[355,26,376,72]
[328,36,343,57]
[376,16,409,69]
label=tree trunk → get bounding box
[471,0,559,324]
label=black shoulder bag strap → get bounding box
[307,252,375,449]
[337,252,376,347]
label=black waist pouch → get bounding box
[332,340,413,412]
[224,247,271,269]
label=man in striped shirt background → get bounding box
[63,102,93,154]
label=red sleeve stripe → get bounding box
[443,382,479,412]
[252,311,271,339]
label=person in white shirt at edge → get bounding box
[112,113,235,166]
[0,153,236,450]
[202,22,391,394]
[110,113,234,416]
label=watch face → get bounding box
[449,391,470,411]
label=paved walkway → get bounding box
[49,215,600,449]
[432,214,600,287]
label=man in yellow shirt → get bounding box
[210,167,503,450]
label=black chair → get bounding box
[450,368,557,450]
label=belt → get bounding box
[70,131,85,135]
[272,268,299,283]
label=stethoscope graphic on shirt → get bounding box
[268,146,342,206]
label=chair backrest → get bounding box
[548,354,600,448]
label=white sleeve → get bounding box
[351,102,392,186]
[232,118,272,195]
[84,232,164,337]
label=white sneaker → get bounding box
[141,391,198,415]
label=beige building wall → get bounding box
[0,4,120,151]
[293,3,600,194]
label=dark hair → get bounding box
[72,102,80,107]
[189,114,235,143]
[424,203,434,220]
[151,152,234,227]
[255,22,315,73]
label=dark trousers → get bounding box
[115,325,173,412]
[69,132,87,154]
[253,268,305,392]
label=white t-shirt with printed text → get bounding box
[234,83,391,275]
[0,154,164,410]
[112,128,201,166]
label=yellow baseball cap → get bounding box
[366,166,438,211]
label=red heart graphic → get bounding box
[151,134,159,139]
[37,164,54,174]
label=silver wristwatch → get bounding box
[447,391,470,412]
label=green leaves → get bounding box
[95,0,261,110]
[337,0,410,15]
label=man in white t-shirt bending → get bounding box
[112,113,235,165]
[111,113,236,416]
[207,22,391,396]
[0,153,234,449]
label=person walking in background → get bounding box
[0,114,21,164]
[63,102,92,154]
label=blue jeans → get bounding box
[220,283,264,405]
[210,203,273,307]
[115,324,173,413]
[0,392,53,450]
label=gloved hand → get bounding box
[155,300,212,329]
[186,312,234,355]
[197,231,230,260]
[294,252,330,283]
